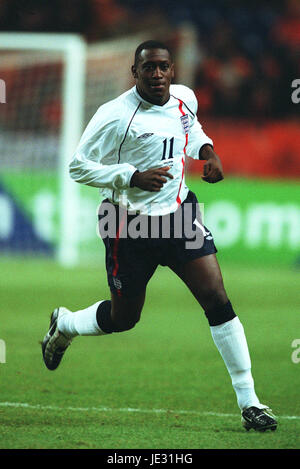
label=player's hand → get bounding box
[131,166,173,192]
[202,154,224,183]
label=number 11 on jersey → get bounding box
[161,137,174,160]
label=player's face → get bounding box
[132,48,174,106]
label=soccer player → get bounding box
[42,40,277,432]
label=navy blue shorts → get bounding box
[98,191,217,297]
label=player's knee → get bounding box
[204,300,237,327]
[111,306,141,332]
[97,300,141,333]
[113,315,140,332]
[200,282,227,310]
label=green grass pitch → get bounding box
[1,256,300,449]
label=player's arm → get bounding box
[199,144,224,183]
[188,122,223,184]
[179,86,223,184]
[69,105,137,191]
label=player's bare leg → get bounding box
[170,254,277,431]
[169,253,228,312]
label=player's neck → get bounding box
[136,86,170,106]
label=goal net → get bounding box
[0,27,198,266]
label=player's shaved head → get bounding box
[134,40,173,67]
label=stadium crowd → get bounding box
[0,0,299,118]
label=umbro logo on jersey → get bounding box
[180,114,189,135]
[138,133,154,139]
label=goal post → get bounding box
[0,32,86,266]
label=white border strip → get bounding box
[0,402,299,420]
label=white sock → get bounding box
[210,316,260,410]
[58,301,107,338]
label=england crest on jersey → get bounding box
[180,114,189,135]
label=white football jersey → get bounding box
[70,84,213,215]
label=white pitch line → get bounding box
[0,401,299,420]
